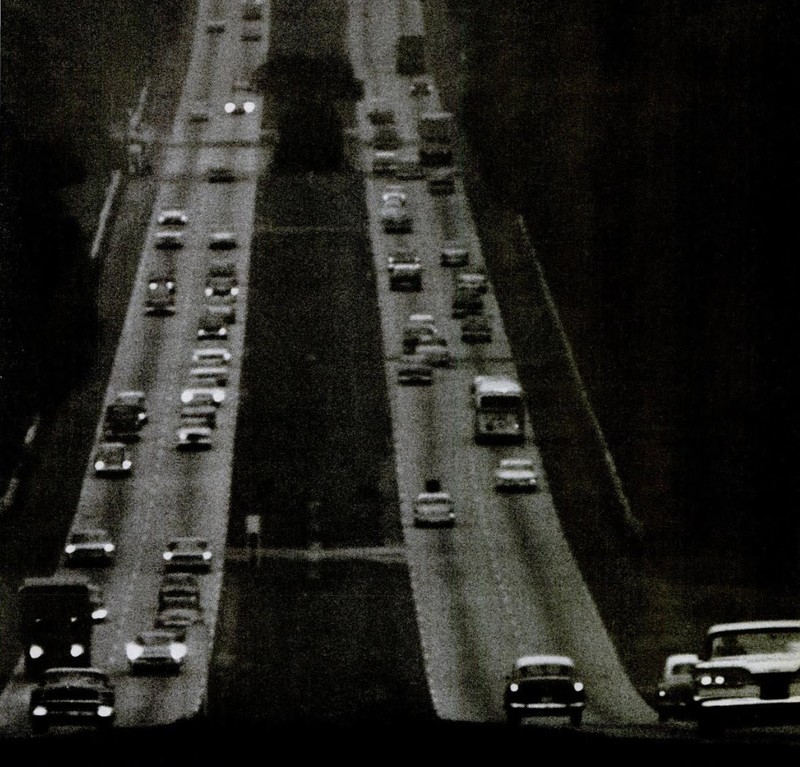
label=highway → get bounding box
[3,0,799,753]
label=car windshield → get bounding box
[518,663,572,677]
[710,629,800,657]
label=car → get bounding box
[145,281,176,315]
[381,185,407,206]
[197,310,229,341]
[154,230,184,249]
[158,573,201,611]
[387,249,422,291]
[414,336,453,368]
[88,584,108,622]
[64,529,116,567]
[402,314,441,355]
[29,667,115,734]
[655,653,699,722]
[181,386,225,406]
[175,425,213,451]
[187,101,210,121]
[380,201,413,233]
[366,99,395,125]
[206,275,240,297]
[157,209,187,226]
[155,606,201,630]
[504,655,586,726]
[192,347,231,366]
[179,404,218,429]
[92,441,132,476]
[224,100,256,115]
[372,150,398,176]
[410,79,432,97]
[240,24,262,41]
[455,270,488,295]
[189,365,229,386]
[126,629,187,674]
[397,356,434,386]
[209,231,238,250]
[205,19,225,33]
[103,403,143,442]
[440,241,469,267]
[461,315,492,344]
[427,168,455,195]
[113,390,148,423]
[494,458,539,492]
[692,620,800,734]
[208,258,237,278]
[452,285,484,318]
[413,489,455,528]
[163,537,213,573]
[371,124,401,151]
[206,165,237,183]
[204,296,237,324]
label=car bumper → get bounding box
[506,701,584,715]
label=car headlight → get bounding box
[244,101,256,113]
[103,543,115,553]
[95,461,105,471]
[573,681,584,692]
[70,643,85,658]
[213,391,224,403]
[126,642,144,661]
[170,642,188,661]
[657,689,666,698]
[31,705,48,717]
[219,328,228,336]
[65,544,76,554]
[97,705,114,718]
[92,607,108,621]
[509,683,519,692]
[122,460,132,470]
[29,645,44,659]
[224,102,236,114]
[202,551,212,560]
[163,551,173,561]
[231,287,240,296]
[181,391,193,403]
[149,281,158,290]
[205,287,214,297]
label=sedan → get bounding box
[494,458,539,492]
[209,231,238,250]
[504,655,586,726]
[204,298,237,324]
[655,653,699,722]
[64,529,116,567]
[154,230,184,249]
[397,356,433,386]
[175,425,213,451]
[180,387,225,406]
[192,347,231,366]
[179,405,218,429]
[413,490,455,528]
[157,209,187,226]
[163,537,213,573]
[113,390,148,424]
[126,629,187,674]
[206,166,237,183]
[461,315,492,344]
[206,275,239,297]
[88,584,108,622]
[197,310,229,341]
[92,442,132,477]
[224,100,256,115]
[440,241,469,267]
[410,79,432,96]
[144,282,176,315]
[381,185,407,206]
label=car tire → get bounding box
[658,709,670,724]
[570,711,583,727]
[31,719,48,735]
[506,712,522,727]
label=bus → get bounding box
[471,375,526,444]
[18,576,93,678]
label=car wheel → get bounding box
[506,712,522,727]
[697,713,725,737]
[31,720,48,735]
[658,709,670,724]
[570,711,583,726]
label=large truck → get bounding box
[471,375,526,444]
[18,577,93,678]
[418,111,454,167]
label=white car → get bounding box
[157,209,187,226]
[494,458,538,492]
[192,347,231,366]
[413,491,455,528]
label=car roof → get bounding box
[707,620,800,634]
[665,653,699,668]
[499,458,534,466]
[515,654,574,669]
[416,492,451,502]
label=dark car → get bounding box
[461,315,492,344]
[158,573,201,611]
[504,655,586,726]
[206,165,237,183]
[655,653,699,722]
[29,667,115,734]
[452,285,484,319]
[155,606,202,630]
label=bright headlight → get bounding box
[202,551,212,560]
[126,643,144,661]
[31,705,47,717]
[92,608,108,621]
[97,705,114,718]
[103,543,115,553]
[94,461,105,471]
[244,101,255,113]
[509,683,519,692]
[181,391,193,403]
[231,287,240,296]
[170,643,188,661]
[205,287,213,297]
[29,645,44,659]
[219,328,227,336]
[225,102,235,113]
[65,544,76,554]
[122,460,132,470]
[213,391,224,403]
[163,551,173,561]
[70,644,85,658]
[573,681,584,692]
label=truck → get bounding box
[471,375,526,444]
[418,111,454,167]
[18,577,93,678]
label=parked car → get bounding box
[504,655,586,726]
[655,653,699,722]
[154,230,184,249]
[209,231,238,250]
